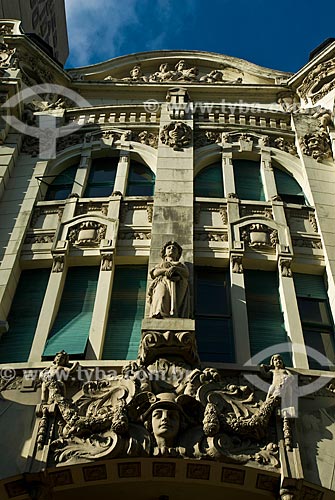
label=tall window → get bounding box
[0,269,50,363]
[233,159,265,201]
[194,163,224,198]
[43,267,99,358]
[294,273,335,370]
[244,270,290,364]
[84,157,118,197]
[45,165,77,201]
[195,267,234,362]
[274,168,306,205]
[126,161,155,196]
[103,266,147,360]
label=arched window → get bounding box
[274,167,306,205]
[45,165,77,201]
[233,159,265,201]
[126,161,155,196]
[194,163,224,198]
[84,157,118,197]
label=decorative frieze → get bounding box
[291,237,322,250]
[119,231,151,240]
[24,232,55,244]
[194,231,228,242]
[103,60,243,84]
[270,137,298,156]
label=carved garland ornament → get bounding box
[68,221,106,247]
[41,354,281,468]
[241,224,278,249]
[298,56,335,104]
[160,121,192,150]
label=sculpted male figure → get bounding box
[148,241,190,318]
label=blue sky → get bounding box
[64,0,335,73]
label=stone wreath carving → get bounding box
[68,221,106,247]
[43,353,281,468]
[298,56,335,104]
[103,61,243,84]
[241,224,278,249]
[160,121,192,150]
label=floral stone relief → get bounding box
[41,354,281,468]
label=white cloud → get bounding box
[64,0,197,67]
[64,0,139,67]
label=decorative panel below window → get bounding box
[103,266,147,360]
[244,270,290,364]
[0,269,50,363]
[294,273,335,370]
[43,267,99,358]
[195,267,234,362]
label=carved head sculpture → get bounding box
[160,240,183,260]
[270,354,285,370]
[53,350,69,367]
[130,64,142,78]
[142,393,191,448]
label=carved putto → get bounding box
[148,241,190,319]
[160,121,192,150]
[68,221,106,247]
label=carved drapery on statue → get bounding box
[43,354,281,469]
[148,241,190,318]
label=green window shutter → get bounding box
[195,267,234,362]
[244,270,290,363]
[103,266,147,360]
[126,161,155,196]
[233,159,265,201]
[46,165,77,201]
[294,273,327,299]
[274,168,305,204]
[0,269,50,363]
[43,267,99,358]
[84,157,118,197]
[194,163,224,198]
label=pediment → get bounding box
[67,50,291,85]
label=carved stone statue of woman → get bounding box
[148,241,190,318]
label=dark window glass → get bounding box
[195,267,234,362]
[126,161,155,196]
[274,168,306,205]
[103,266,147,360]
[45,165,77,201]
[244,270,290,365]
[84,157,118,197]
[233,159,265,201]
[0,269,50,363]
[194,163,224,198]
[43,267,99,359]
[294,273,335,370]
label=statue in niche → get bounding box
[148,241,190,318]
[39,351,78,404]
